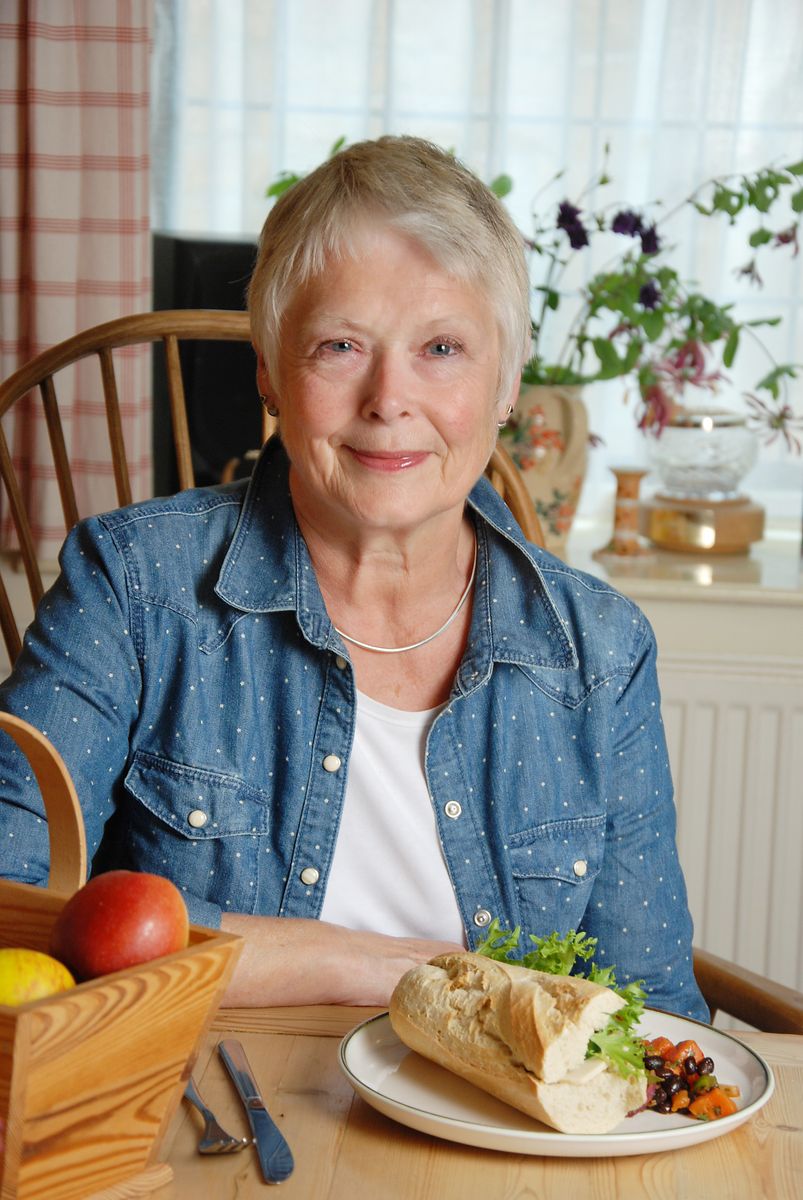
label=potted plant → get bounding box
[495,153,802,548]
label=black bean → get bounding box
[644,1055,664,1072]
[655,1100,672,1114]
[664,1076,683,1097]
[657,1065,676,1079]
[699,1057,715,1075]
[682,1056,698,1075]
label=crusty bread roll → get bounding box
[389,952,647,1135]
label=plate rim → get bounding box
[338,1008,775,1150]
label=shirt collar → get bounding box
[215,439,577,672]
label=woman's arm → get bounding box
[220,913,463,1006]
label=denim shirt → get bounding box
[0,440,707,1020]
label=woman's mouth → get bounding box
[347,448,430,472]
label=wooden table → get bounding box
[148,1006,803,1200]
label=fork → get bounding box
[184,1075,250,1154]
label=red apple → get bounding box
[49,870,190,981]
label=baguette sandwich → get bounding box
[389,949,648,1134]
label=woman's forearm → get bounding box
[219,913,463,1006]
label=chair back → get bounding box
[0,309,543,667]
[0,310,261,663]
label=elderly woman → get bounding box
[0,137,706,1019]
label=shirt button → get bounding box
[573,859,588,877]
[444,801,462,819]
[187,809,208,829]
[334,655,348,670]
[300,867,320,885]
[322,754,342,772]
[473,909,492,928]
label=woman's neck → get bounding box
[293,503,478,710]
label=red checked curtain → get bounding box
[0,0,152,560]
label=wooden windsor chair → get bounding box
[0,310,258,664]
[2,309,801,1033]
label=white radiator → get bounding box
[660,652,803,999]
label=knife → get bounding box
[218,1037,295,1183]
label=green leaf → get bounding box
[489,173,513,198]
[785,160,803,175]
[791,189,803,213]
[520,930,598,975]
[328,135,347,157]
[266,172,302,198]
[641,311,665,342]
[474,918,523,960]
[755,363,798,398]
[711,185,744,218]
[592,337,630,380]
[723,327,740,368]
[748,228,773,247]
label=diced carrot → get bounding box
[645,1036,675,1059]
[670,1039,704,1065]
[671,1089,690,1112]
[688,1087,738,1121]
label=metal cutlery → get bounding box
[219,1037,295,1183]
[184,1074,249,1155]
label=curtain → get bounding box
[150,0,803,522]
[0,0,153,559]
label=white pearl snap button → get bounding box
[322,754,342,772]
[473,909,492,927]
[187,809,208,829]
[334,655,348,670]
[573,859,588,877]
[300,867,320,885]
[444,801,462,819]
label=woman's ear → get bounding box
[254,351,272,400]
[495,374,520,427]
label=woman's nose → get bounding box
[361,350,412,420]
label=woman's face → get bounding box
[258,224,516,540]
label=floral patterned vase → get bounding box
[499,384,588,555]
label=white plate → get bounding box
[338,1009,774,1157]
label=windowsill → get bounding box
[565,516,803,603]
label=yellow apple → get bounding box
[0,947,76,1005]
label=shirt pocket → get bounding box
[121,749,272,914]
[507,814,605,931]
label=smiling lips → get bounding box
[347,448,430,471]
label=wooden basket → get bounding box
[0,713,243,1200]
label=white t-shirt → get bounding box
[318,689,467,945]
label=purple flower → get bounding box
[611,209,643,236]
[638,282,661,309]
[557,201,589,249]
[640,224,661,255]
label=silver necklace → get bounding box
[334,539,477,654]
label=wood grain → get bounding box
[2,929,242,1200]
[151,1020,803,1200]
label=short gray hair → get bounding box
[247,136,531,400]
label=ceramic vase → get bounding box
[499,384,588,555]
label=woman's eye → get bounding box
[427,339,460,357]
[326,339,354,353]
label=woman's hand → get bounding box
[220,913,464,1007]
